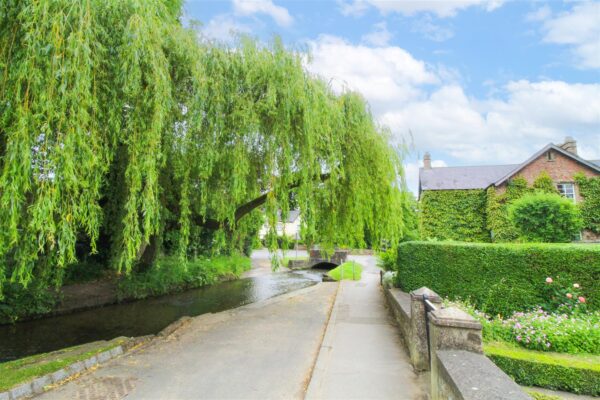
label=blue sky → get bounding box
[184,0,600,193]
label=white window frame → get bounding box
[556,182,576,203]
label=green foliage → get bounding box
[0,280,57,324]
[117,254,251,300]
[377,247,397,271]
[485,342,600,395]
[575,173,600,234]
[486,178,529,242]
[327,262,362,281]
[508,193,583,242]
[394,241,600,316]
[0,1,408,298]
[419,190,489,242]
[532,171,559,194]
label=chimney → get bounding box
[423,152,432,169]
[562,136,577,155]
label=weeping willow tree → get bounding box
[0,0,409,298]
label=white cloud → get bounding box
[339,0,504,18]
[307,35,438,113]
[538,2,600,69]
[361,22,392,46]
[233,0,294,27]
[200,14,251,42]
[525,5,551,22]
[411,16,454,42]
[306,35,600,194]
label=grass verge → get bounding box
[0,339,125,392]
[485,341,600,396]
[327,262,362,281]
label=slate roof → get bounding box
[419,143,600,195]
[420,164,518,191]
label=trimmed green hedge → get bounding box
[485,342,600,396]
[419,190,490,242]
[394,241,600,316]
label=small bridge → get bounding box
[288,249,349,270]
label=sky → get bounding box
[183,0,600,194]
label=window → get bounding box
[546,151,555,161]
[557,183,576,202]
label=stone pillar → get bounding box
[428,307,483,400]
[409,287,442,371]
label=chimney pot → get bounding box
[423,152,432,169]
[562,136,577,155]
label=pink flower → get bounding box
[545,277,553,284]
[573,283,580,289]
[566,293,573,299]
[516,335,522,341]
[578,296,586,303]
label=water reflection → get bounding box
[0,270,322,362]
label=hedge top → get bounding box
[394,241,600,316]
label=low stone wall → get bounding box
[383,284,531,400]
[435,350,530,400]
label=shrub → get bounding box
[508,193,583,242]
[118,254,251,300]
[394,241,600,316]
[485,342,600,396]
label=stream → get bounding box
[0,269,323,363]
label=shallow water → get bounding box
[0,269,323,362]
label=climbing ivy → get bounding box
[574,173,600,234]
[419,190,490,242]
[420,171,570,243]
[0,0,409,297]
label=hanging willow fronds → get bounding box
[0,0,409,297]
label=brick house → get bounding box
[419,137,600,242]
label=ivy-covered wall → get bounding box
[419,189,490,242]
[486,177,529,242]
[575,173,600,234]
[420,172,585,243]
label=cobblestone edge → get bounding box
[1,346,125,400]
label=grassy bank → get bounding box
[327,262,362,281]
[118,254,251,300]
[0,339,125,392]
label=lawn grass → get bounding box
[327,262,362,281]
[484,342,600,371]
[485,341,600,395]
[0,339,126,392]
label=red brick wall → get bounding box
[497,149,600,241]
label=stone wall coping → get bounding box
[387,288,412,318]
[410,286,442,303]
[430,307,482,330]
[436,350,531,400]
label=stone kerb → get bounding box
[409,287,442,371]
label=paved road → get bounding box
[37,254,425,399]
[37,283,338,400]
[305,256,426,400]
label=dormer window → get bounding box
[546,151,555,161]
